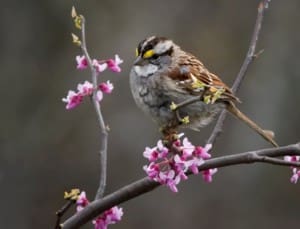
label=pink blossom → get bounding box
[99,81,114,94]
[93,206,123,229]
[108,206,123,222]
[194,144,212,160]
[166,178,179,193]
[76,55,88,70]
[156,140,169,157]
[143,140,169,162]
[159,170,180,192]
[77,81,94,96]
[291,168,300,184]
[173,156,188,180]
[143,162,160,179]
[106,55,123,73]
[284,155,300,183]
[93,218,106,229]
[176,169,188,181]
[96,90,103,102]
[174,146,205,175]
[92,59,108,73]
[62,90,83,109]
[202,168,218,183]
[173,155,189,171]
[76,191,89,212]
[181,137,195,158]
[189,164,199,174]
[143,147,159,162]
[185,156,204,174]
[284,155,300,163]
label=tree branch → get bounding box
[80,16,108,200]
[207,0,271,145]
[61,143,300,228]
[54,200,75,229]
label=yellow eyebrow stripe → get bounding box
[135,48,139,57]
[143,49,154,59]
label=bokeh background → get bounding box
[1,0,300,228]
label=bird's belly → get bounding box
[130,69,225,130]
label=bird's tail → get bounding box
[226,101,278,147]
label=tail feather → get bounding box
[226,102,278,147]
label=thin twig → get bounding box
[174,97,202,110]
[80,16,108,200]
[62,143,300,228]
[54,200,75,229]
[250,155,300,166]
[207,0,271,145]
[231,1,269,93]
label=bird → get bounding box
[129,36,278,147]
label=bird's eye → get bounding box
[151,54,160,60]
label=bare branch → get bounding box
[61,143,300,228]
[80,16,108,200]
[249,155,300,166]
[207,0,271,145]
[54,200,75,229]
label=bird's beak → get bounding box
[134,56,147,66]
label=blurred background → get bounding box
[1,0,300,228]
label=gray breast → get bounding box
[130,66,225,130]
[130,67,174,125]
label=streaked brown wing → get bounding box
[168,53,240,103]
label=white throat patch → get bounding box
[134,65,158,77]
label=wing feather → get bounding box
[168,53,240,103]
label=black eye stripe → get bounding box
[141,44,153,56]
[137,37,173,57]
[151,54,159,59]
[145,37,163,51]
[161,46,173,56]
[137,38,146,55]
[152,46,174,58]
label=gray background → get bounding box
[1,0,300,228]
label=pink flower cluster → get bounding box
[76,191,89,212]
[62,54,122,110]
[143,136,217,192]
[76,54,123,73]
[284,155,300,184]
[62,80,113,109]
[76,191,123,229]
[93,207,124,229]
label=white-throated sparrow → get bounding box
[130,36,278,146]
